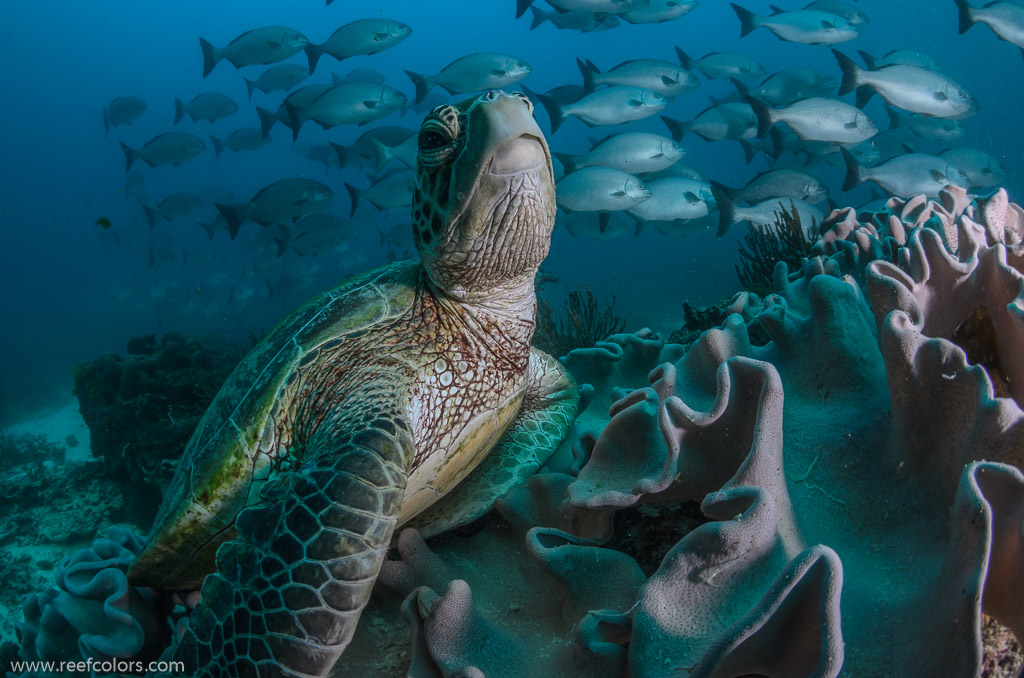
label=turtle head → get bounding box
[412,90,555,301]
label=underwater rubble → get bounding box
[11,187,1024,676]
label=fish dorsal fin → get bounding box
[769,5,785,13]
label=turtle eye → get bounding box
[512,91,534,115]
[419,130,449,151]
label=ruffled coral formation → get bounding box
[13,188,1024,677]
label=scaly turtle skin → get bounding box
[127,90,578,677]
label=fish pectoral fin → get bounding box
[844,120,857,129]
[490,68,508,76]
[363,100,381,108]
[934,91,949,101]
[265,40,282,49]
[821,20,835,29]
[684,191,700,204]
[929,170,946,182]
[628,99,643,107]
[661,75,676,85]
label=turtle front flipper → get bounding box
[174,384,415,678]
[410,348,579,538]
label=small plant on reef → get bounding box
[735,200,819,297]
[534,283,627,359]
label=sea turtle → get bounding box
[127,90,578,676]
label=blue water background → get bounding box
[0,0,1017,421]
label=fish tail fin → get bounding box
[533,90,566,134]
[709,181,736,238]
[405,70,431,105]
[330,141,348,168]
[529,6,547,30]
[552,151,577,174]
[674,46,693,69]
[855,87,874,109]
[173,98,185,125]
[215,203,245,240]
[660,115,689,142]
[256,106,278,138]
[516,0,535,19]
[103,108,109,138]
[305,43,323,73]
[371,138,392,173]
[767,127,785,161]
[344,183,361,218]
[120,142,137,173]
[730,3,761,38]
[954,0,976,34]
[840,148,863,192]
[742,94,774,138]
[738,138,758,165]
[198,222,217,241]
[243,77,256,101]
[199,37,219,78]
[884,104,901,131]
[832,49,862,96]
[142,205,157,230]
[577,57,600,93]
[210,135,224,158]
[856,49,877,70]
[283,100,303,142]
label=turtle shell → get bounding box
[128,260,419,589]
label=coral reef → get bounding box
[735,200,818,297]
[71,332,240,520]
[534,284,627,359]
[12,187,1024,677]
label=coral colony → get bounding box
[13,186,1024,676]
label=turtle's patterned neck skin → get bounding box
[412,91,556,313]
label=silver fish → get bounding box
[622,0,699,25]
[199,26,309,78]
[553,132,685,174]
[722,168,829,205]
[174,93,237,124]
[578,58,699,97]
[833,50,978,119]
[841,149,970,198]
[529,7,620,31]
[345,171,415,215]
[556,167,651,212]
[286,82,406,141]
[287,213,352,256]
[121,132,206,172]
[546,0,650,13]
[956,0,1024,58]
[255,83,333,137]
[939,147,1006,188]
[406,52,531,104]
[885,106,966,142]
[141,192,202,228]
[675,47,766,81]
[746,95,877,144]
[626,176,714,223]
[754,68,837,105]
[371,133,417,172]
[534,85,667,134]
[216,178,334,237]
[103,97,146,137]
[857,49,939,70]
[305,19,412,72]
[210,128,271,157]
[732,4,859,44]
[661,102,756,142]
[712,184,824,237]
[804,0,869,27]
[243,64,310,100]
